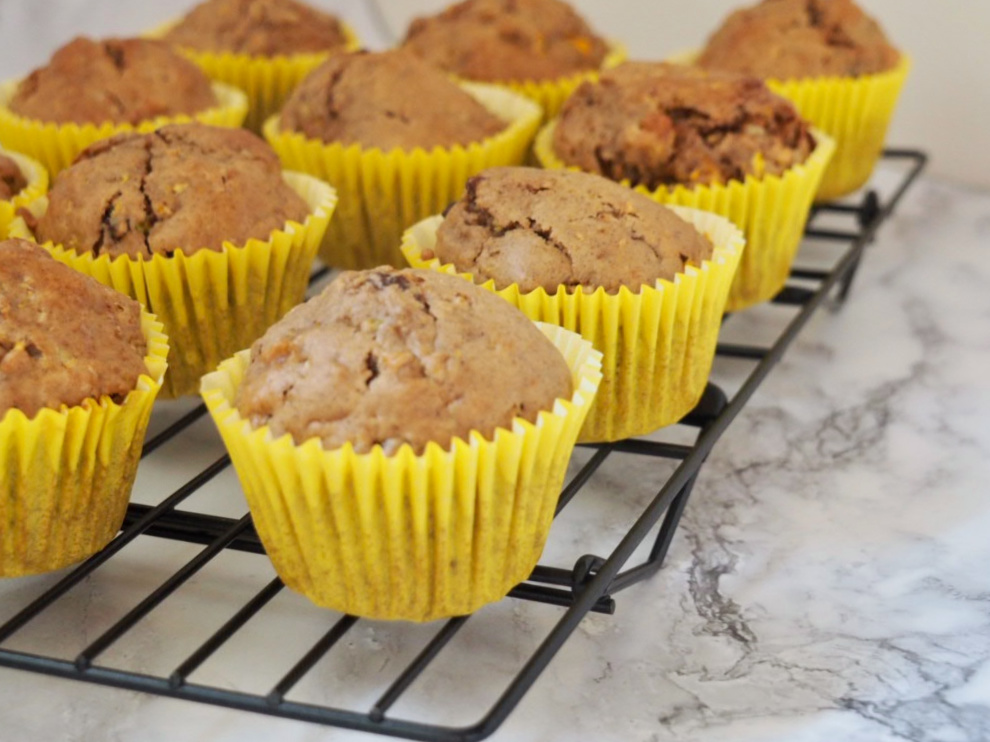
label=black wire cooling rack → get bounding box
[0,149,927,742]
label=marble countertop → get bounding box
[2,167,989,742]
[1,6,988,740]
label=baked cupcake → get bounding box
[401,0,625,119]
[0,149,47,238]
[11,123,336,398]
[402,167,744,441]
[0,37,247,175]
[534,62,834,310]
[158,0,361,131]
[695,0,908,200]
[0,238,168,577]
[264,49,541,270]
[201,267,602,621]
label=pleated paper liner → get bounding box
[534,121,834,312]
[147,20,362,133]
[263,82,543,271]
[461,41,627,122]
[0,80,248,176]
[767,55,911,201]
[0,148,47,238]
[403,207,743,443]
[10,172,336,398]
[200,324,603,622]
[0,309,168,577]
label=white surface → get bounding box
[2,167,990,741]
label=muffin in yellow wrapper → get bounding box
[0,310,168,577]
[200,323,603,622]
[0,148,47,238]
[767,55,910,202]
[263,82,543,271]
[467,42,627,122]
[403,207,744,442]
[10,172,336,398]
[148,21,362,133]
[0,80,248,176]
[534,122,834,312]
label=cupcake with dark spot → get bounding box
[402,167,745,441]
[202,266,602,620]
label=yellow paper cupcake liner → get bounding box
[465,41,627,122]
[403,208,743,442]
[534,121,834,312]
[148,20,362,133]
[0,310,168,577]
[0,148,47,238]
[263,82,543,270]
[767,55,910,201]
[10,172,336,398]
[0,80,248,176]
[201,324,603,622]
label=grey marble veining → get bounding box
[2,174,989,742]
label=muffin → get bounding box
[35,123,309,258]
[265,49,542,269]
[12,123,337,397]
[697,0,899,79]
[0,149,47,239]
[403,167,744,440]
[201,267,603,620]
[695,0,908,200]
[9,37,217,126]
[0,37,247,175]
[0,238,168,577]
[158,0,361,131]
[536,61,834,310]
[279,50,504,151]
[552,62,815,189]
[401,0,625,119]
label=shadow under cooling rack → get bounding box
[0,149,927,742]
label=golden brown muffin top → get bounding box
[278,50,505,150]
[401,0,608,82]
[35,123,309,260]
[433,167,713,293]
[163,0,350,57]
[697,0,899,78]
[552,62,815,190]
[235,267,573,455]
[0,239,147,419]
[0,155,26,201]
[8,37,218,126]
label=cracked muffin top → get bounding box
[278,50,504,150]
[552,62,815,190]
[431,167,713,293]
[8,37,218,126]
[401,0,609,82]
[235,266,572,455]
[0,154,26,201]
[163,0,350,57]
[0,239,147,419]
[34,123,309,260]
[697,0,899,79]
